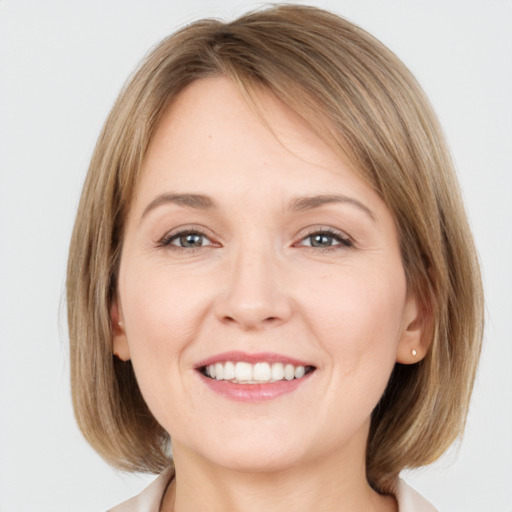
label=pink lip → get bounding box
[194,351,315,403]
[194,351,312,368]
[198,372,314,402]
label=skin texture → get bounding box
[113,77,425,511]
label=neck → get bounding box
[162,437,397,512]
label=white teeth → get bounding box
[294,366,305,379]
[235,361,253,381]
[271,362,285,381]
[204,361,310,383]
[223,361,235,380]
[284,364,295,381]
[253,362,271,381]
[215,363,224,380]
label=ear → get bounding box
[396,292,431,364]
[111,297,131,361]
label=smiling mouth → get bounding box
[199,361,316,384]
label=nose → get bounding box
[214,242,293,331]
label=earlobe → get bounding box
[111,297,131,361]
[396,293,431,365]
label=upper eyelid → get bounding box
[158,226,217,246]
[296,225,352,242]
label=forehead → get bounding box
[147,78,341,167]
[135,77,378,207]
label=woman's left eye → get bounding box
[298,231,352,249]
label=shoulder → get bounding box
[107,468,174,512]
[395,479,438,512]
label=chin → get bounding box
[175,427,311,474]
[209,445,306,474]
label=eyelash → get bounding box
[157,228,214,251]
[157,227,354,252]
[296,228,353,251]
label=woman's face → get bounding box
[114,77,421,473]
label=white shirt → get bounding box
[109,469,438,512]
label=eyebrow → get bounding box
[141,193,216,219]
[288,194,375,221]
[140,192,375,222]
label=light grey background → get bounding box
[0,1,511,510]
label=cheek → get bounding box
[301,268,406,441]
[118,263,216,405]
[122,263,211,349]
[302,264,406,375]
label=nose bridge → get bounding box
[216,233,291,329]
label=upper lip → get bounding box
[194,351,314,369]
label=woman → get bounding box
[67,5,483,511]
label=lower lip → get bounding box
[199,373,313,402]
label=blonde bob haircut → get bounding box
[67,4,483,494]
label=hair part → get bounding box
[67,4,483,494]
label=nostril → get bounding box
[214,275,293,329]
[221,314,283,330]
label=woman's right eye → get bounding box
[160,231,212,249]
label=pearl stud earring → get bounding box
[411,349,417,357]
